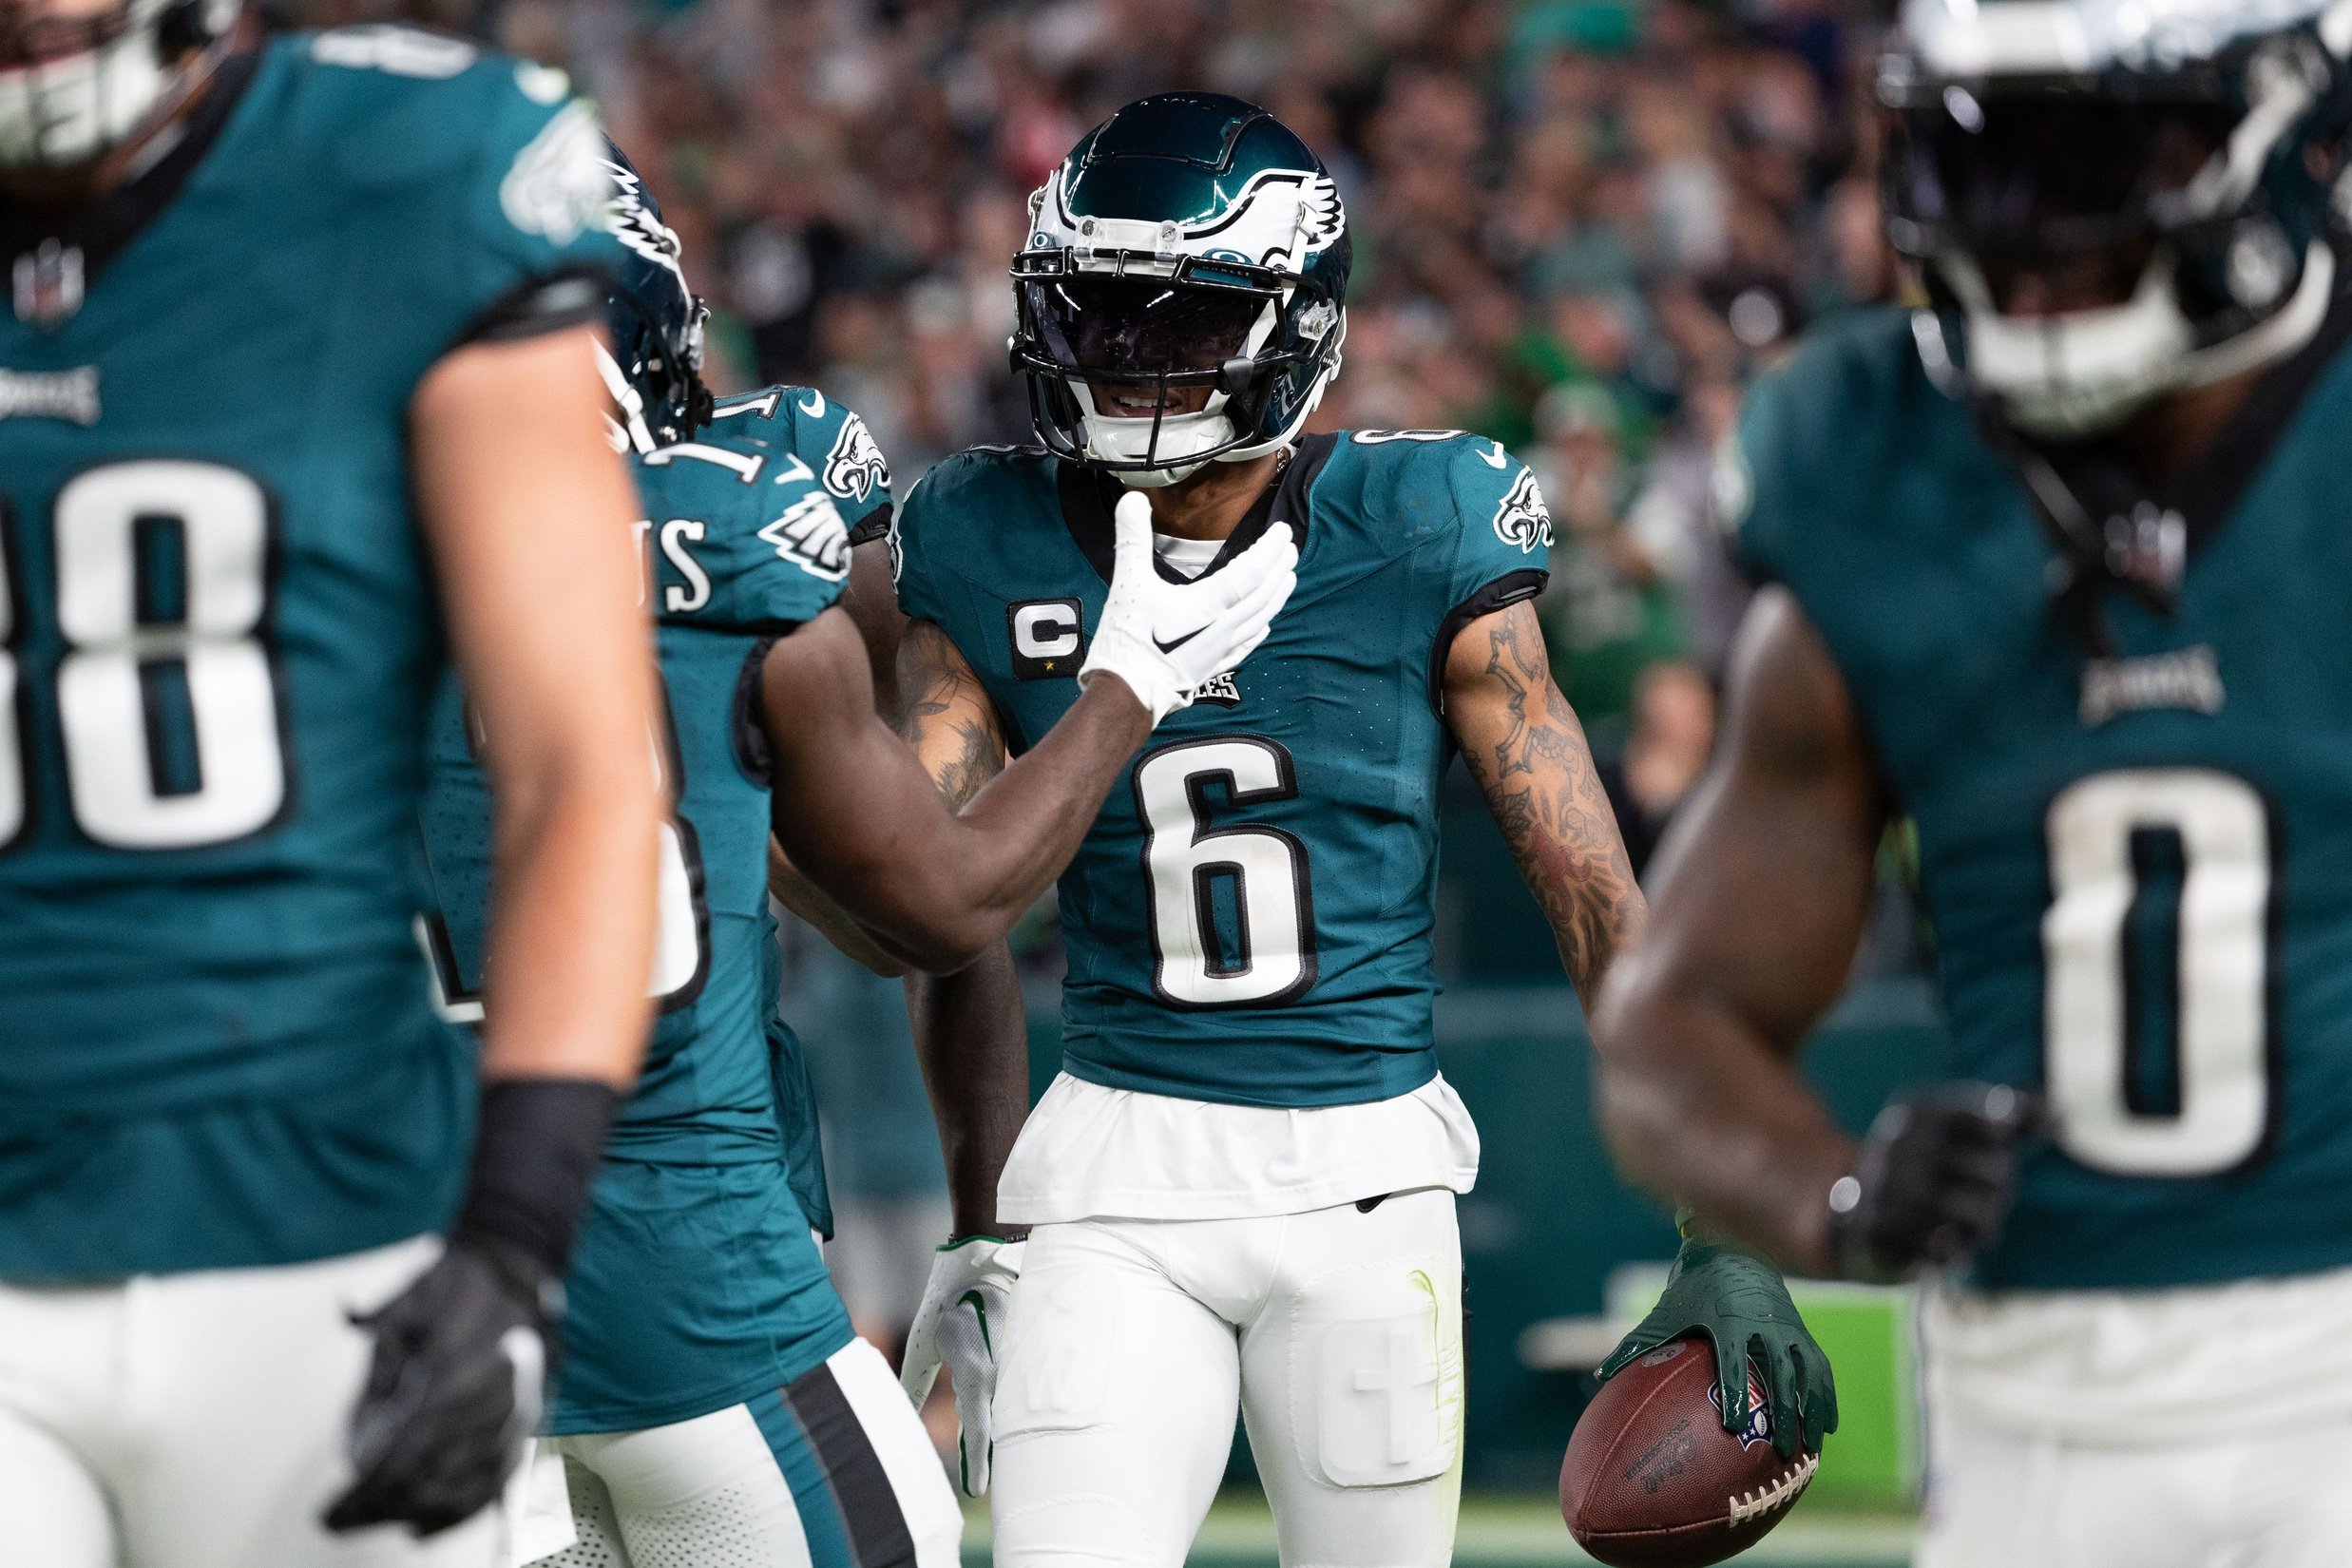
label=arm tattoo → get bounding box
[897,620,1005,811]
[1454,602,1644,999]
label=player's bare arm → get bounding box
[1444,599,1645,1000]
[1587,588,1883,1274]
[328,322,661,1537]
[413,324,660,1088]
[890,608,1031,1236]
[756,607,1128,972]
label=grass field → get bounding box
[957,1493,1921,1567]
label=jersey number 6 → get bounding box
[1134,736,1317,1008]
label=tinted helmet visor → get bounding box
[1889,86,2236,258]
[1022,275,1269,382]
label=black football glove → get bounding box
[323,1237,554,1537]
[326,1078,615,1538]
[1596,1235,1836,1459]
[1826,1080,2040,1282]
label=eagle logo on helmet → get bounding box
[602,159,688,281]
[822,415,891,506]
[1492,468,1553,554]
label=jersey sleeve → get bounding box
[647,451,851,633]
[889,460,958,628]
[1424,438,1554,699]
[442,54,624,343]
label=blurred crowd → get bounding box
[295,0,1899,828]
[294,0,1900,841]
[545,0,1894,759]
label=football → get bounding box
[1558,1337,1820,1567]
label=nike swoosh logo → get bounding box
[798,390,826,416]
[1481,441,1509,468]
[1154,628,1203,654]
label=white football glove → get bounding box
[1079,490,1297,723]
[900,1234,1024,1497]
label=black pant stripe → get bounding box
[783,1362,922,1568]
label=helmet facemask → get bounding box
[1883,10,2352,439]
[1014,257,1340,487]
[0,0,238,173]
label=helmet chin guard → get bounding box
[1011,92,1351,484]
[0,0,239,171]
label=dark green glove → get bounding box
[1595,1236,1837,1459]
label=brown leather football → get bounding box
[1558,1336,1820,1567]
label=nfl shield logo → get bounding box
[13,240,86,327]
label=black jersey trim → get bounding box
[452,263,613,350]
[734,632,785,789]
[1055,432,1337,587]
[779,1362,922,1568]
[1427,567,1549,719]
[0,48,261,319]
[844,503,893,549]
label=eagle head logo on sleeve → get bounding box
[822,415,891,506]
[1493,467,1554,553]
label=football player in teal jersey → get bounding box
[0,5,670,1565]
[1593,2,2352,1562]
[420,147,1300,1568]
[839,95,1832,1568]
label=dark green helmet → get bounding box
[1010,92,1351,488]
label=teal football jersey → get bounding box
[894,431,1550,1107]
[420,391,860,1427]
[1734,302,2352,1291]
[0,31,622,1280]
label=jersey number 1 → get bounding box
[0,461,285,851]
[1134,736,1317,1008]
[2042,768,2274,1176]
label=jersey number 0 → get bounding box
[2042,767,2274,1176]
[1134,736,1318,1007]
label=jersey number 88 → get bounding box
[0,460,286,851]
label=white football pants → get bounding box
[0,1233,507,1568]
[988,1189,1464,1568]
[1917,1402,2352,1568]
[527,1338,963,1568]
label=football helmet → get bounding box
[597,144,712,453]
[0,0,239,170]
[1882,0,2352,437]
[1010,92,1351,488]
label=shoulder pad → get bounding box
[710,386,896,522]
[1729,309,1929,584]
[1329,429,1552,557]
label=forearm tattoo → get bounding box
[1458,602,1644,999]
[898,620,1005,811]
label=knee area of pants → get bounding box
[990,1491,1175,1568]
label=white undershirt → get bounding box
[1153,531,1224,580]
[996,1071,1482,1225]
[1922,1264,2352,1443]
